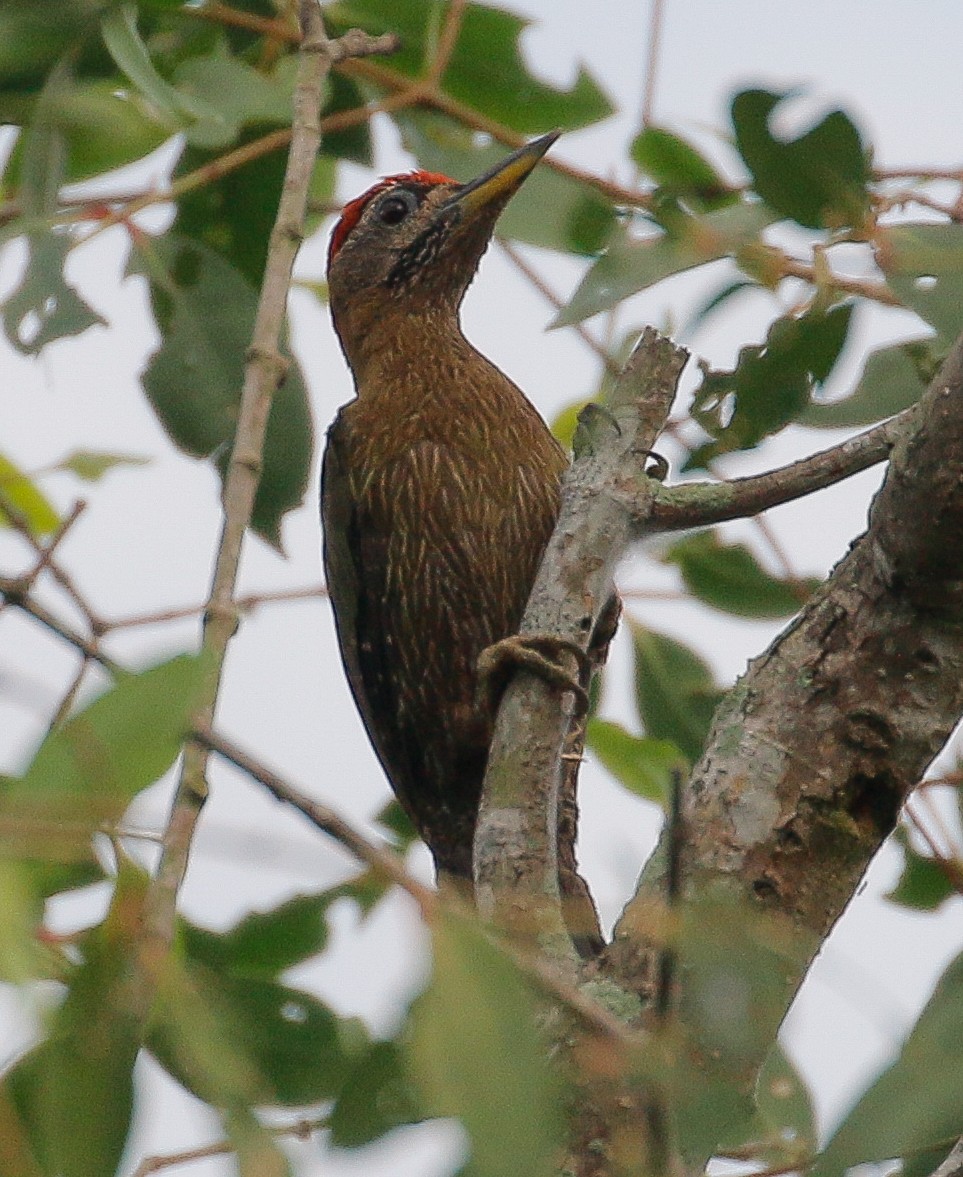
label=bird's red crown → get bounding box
[327,170,455,268]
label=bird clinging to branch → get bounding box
[321,133,607,952]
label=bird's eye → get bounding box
[377,190,417,226]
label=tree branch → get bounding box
[130,5,398,1024]
[194,723,435,915]
[609,331,963,1170]
[649,407,912,531]
[475,328,688,954]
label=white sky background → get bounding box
[2,1,963,1174]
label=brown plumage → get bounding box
[322,135,602,947]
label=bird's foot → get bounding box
[641,448,670,481]
[476,635,591,718]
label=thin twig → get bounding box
[0,494,102,632]
[904,799,963,895]
[0,575,123,676]
[779,254,901,306]
[78,83,400,246]
[131,1117,327,1177]
[48,657,92,730]
[639,0,666,127]
[648,408,911,532]
[497,237,622,379]
[136,4,399,1012]
[873,166,963,181]
[195,722,436,914]
[428,0,468,83]
[750,511,805,584]
[101,583,328,633]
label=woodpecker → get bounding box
[322,133,604,951]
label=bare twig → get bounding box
[497,237,622,379]
[648,407,911,532]
[779,254,901,306]
[904,798,963,895]
[195,722,436,914]
[0,494,101,631]
[428,0,468,83]
[135,4,399,1012]
[0,574,122,676]
[102,583,328,633]
[639,0,666,127]
[48,657,92,729]
[131,1117,326,1177]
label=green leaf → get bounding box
[326,0,613,133]
[688,301,854,464]
[800,338,933,427]
[225,1112,293,1177]
[2,234,106,354]
[408,912,564,1177]
[885,828,959,913]
[586,719,680,804]
[753,1045,818,1162]
[0,0,106,90]
[813,951,963,1175]
[19,860,148,1177]
[53,449,150,482]
[172,40,297,149]
[375,798,419,851]
[554,200,774,326]
[878,222,963,345]
[101,3,213,134]
[397,111,615,255]
[663,531,817,618]
[4,654,205,894]
[0,860,44,985]
[151,958,353,1107]
[631,623,723,765]
[669,892,813,1159]
[183,891,336,980]
[174,132,289,288]
[731,89,870,230]
[3,82,172,189]
[631,126,732,209]
[129,232,313,549]
[0,453,60,535]
[15,654,204,806]
[330,1039,422,1148]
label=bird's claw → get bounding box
[640,448,669,481]
[476,635,591,718]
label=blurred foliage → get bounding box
[2,2,963,1175]
[662,531,818,618]
[812,951,963,1176]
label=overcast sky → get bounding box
[2,2,963,1174]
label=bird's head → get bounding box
[326,131,559,369]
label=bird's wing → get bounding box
[320,416,425,817]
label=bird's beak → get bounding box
[442,130,561,219]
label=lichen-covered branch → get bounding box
[475,327,688,954]
[610,332,963,1170]
[650,407,912,531]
